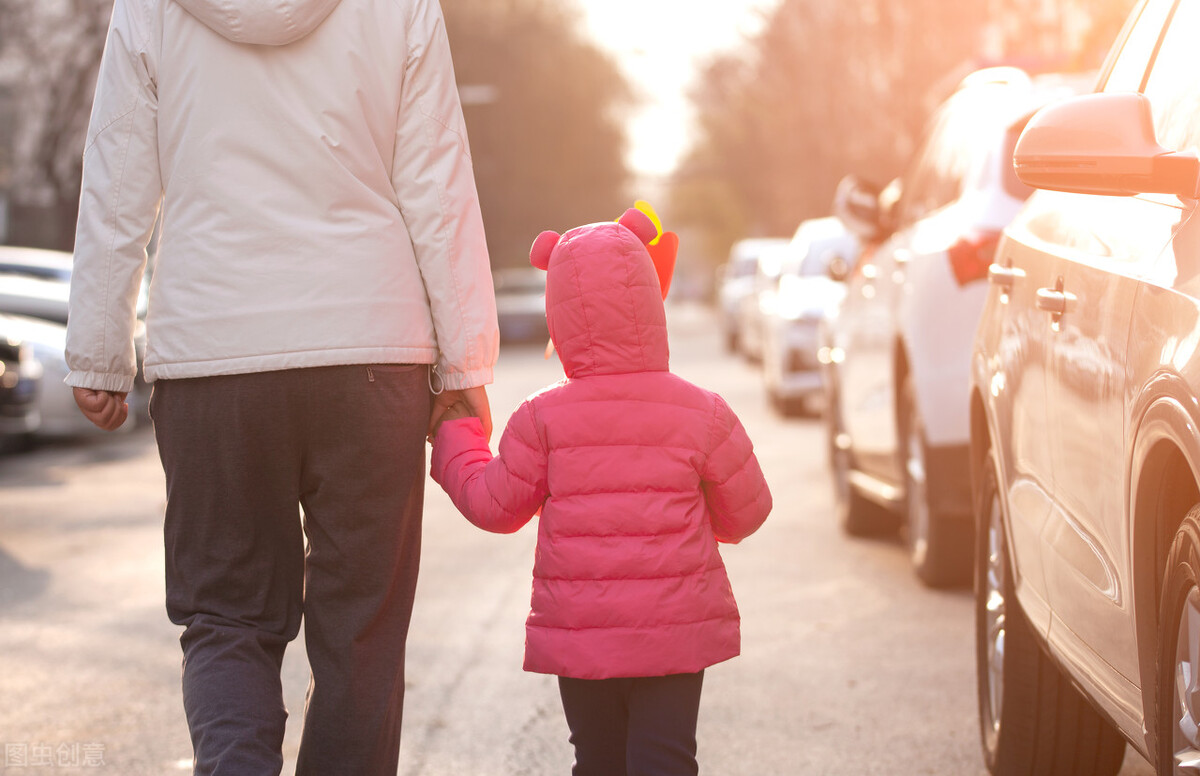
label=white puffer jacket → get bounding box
[66,0,498,392]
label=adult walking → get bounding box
[65,1,497,774]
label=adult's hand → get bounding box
[458,385,492,443]
[428,385,492,443]
[72,387,129,431]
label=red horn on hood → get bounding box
[618,207,677,300]
[647,232,678,300]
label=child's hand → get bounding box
[430,400,473,440]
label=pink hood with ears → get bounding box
[531,210,669,378]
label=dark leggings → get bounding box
[558,671,704,776]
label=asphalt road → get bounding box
[0,303,1155,775]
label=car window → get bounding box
[1101,0,1175,93]
[731,255,758,278]
[1142,0,1200,153]
[898,110,960,223]
[900,86,1025,223]
[799,248,832,277]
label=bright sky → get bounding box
[577,1,781,179]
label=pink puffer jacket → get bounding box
[431,212,772,680]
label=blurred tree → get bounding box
[671,0,1135,273]
[0,0,112,249]
[443,0,634,267]
[0,0,633,260]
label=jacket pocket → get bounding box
[365,363,422,382]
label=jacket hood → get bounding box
[532,214,669,379]
[174,0,342,45]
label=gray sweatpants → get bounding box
[151,364,431,776]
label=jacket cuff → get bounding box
[435,366,493,392]
[65,370,136,394]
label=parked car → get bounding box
[735,240,792,363]
[0,245,150,424]
[970,1,1200,772]
[3,313,140,438]
[823,66,1086,587]
[0,317,42,448]
[493,266,548,343]
[0,244,151,322]
[761,216,859,416]
[716,237,790,353]
[0,245,73,282]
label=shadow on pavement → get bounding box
[0,545,50,611]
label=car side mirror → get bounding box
[833,175,884,241]
[827,254,850,282]
[1014,92,1199,198]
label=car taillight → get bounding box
[947,230,1001,286]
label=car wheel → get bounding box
[1158,504,1200,775]
[768,386,806,418]
[827,382,893,536]
[901,376,971,587]
[975,447,1126,776]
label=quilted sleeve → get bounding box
[701,395,772,543]
[430,401,549,534]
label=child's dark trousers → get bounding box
[558,671,705,776]
[151,364,430,776]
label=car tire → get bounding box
[768,386,806,418]
[827,382,894,536]
[975,447,1126,776]
[1157,504,1200,775]
[901,376,972,587]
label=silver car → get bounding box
[716,237,790,354]
[970,0,1200,772]
[761,216,859,416]
[0,245,150,430]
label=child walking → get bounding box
[430,207,772,776]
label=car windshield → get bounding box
[800,249,833,277]
[0,263,71,282]
[730,255,759,278]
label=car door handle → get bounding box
[1035,286,1076,315]
[988,263,1025,289]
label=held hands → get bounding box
[72,387,129,431]
[428,384,492,442]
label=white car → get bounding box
[0,317,43,445]
[761,216,859,416]
[1,313,137,438]
[735,240,793,362]
[0,245,150,429]
[824,66,1088,586]
[716,237,789,353]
